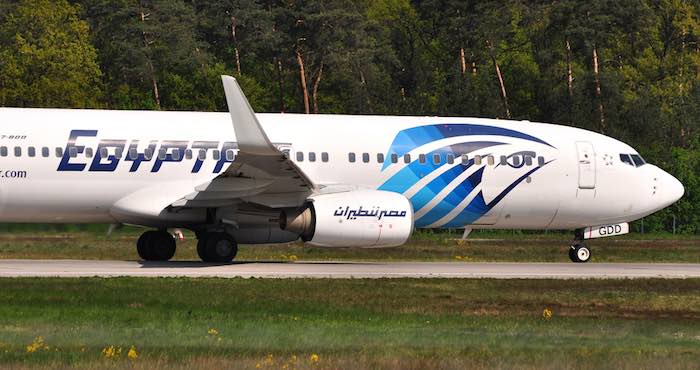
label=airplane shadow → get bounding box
[136,260,367,268]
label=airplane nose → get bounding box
[658,170,684,206]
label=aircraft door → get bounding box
[576,141,596,189]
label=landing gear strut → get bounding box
[137,230,176,261]
[568,231,591,263]
[197,232,238,263]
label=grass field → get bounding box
[0,278,699,369]
[0,228,698,263]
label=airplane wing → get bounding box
[171,76,315,209]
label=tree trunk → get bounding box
[312,61,324,114]
[359,70,373,113]
[459,47,467,76]
[486,40,511,119]
[592,45,605,132]
[566,39,574,99]
[296,48,310,114]
[139,6,161,110]
[276,58,285,113]
[230,16,241,75]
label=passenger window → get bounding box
[225,149,234,161]
[144,148,154,160]
[70,147,79,158]
[419,154,426,164]
[55,148,63,157]
[213,150,221,160]
[433,154,441,165]
[404,154,411,163]
[321,152,329,162]
[500,156,508,165]
[348,152,356,163]
[474,155,482,165]
[115,148,124,159]
[197,150,206,160]
[28,147,36,157]
[391,154,398,163]
[447,154,455,164]
[85,148,94,158]
[512,156,521,167]
[538,156,545,166]
[172,149,182,161]
[461,154,469,165]
[14,147,21,157]
[487,156,494,166]
[296,152,304,162]
[185,149,193,160]
[524,156,532,166]
[376,153,384,163]
[363,153,370,163]
[620,154,633,166]
[308,152,316,162]
[41,147,49,157]
[0,147,7,157]
[99,147,108,158]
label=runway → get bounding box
[0,260,700,279]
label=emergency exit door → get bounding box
[576,141,596,189]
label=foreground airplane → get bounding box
[0,76,684,263]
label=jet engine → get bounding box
[282,190,414,248]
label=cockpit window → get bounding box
[620,154,634,166]
[630,154,646,167]
[620,153,645,167]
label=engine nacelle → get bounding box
[282,190,414,248]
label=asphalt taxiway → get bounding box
[0,260,699,279]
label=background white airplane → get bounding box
[0,76,684,263]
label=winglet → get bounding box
[222,75,279,156]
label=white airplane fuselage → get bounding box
[0,108,683,233]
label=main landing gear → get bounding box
[137,230,176,261]
[136,230,238,263]
[196,232,238,263]
[569,231,591,263]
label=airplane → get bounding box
[0,76,684,263]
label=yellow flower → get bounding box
[310,353,320,363]
[26,337,48,353]
[127,346,138,360]
[208,328,219,336]
[543,308,553,320]
[101,345,122,359]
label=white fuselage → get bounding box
[0,108,683,231]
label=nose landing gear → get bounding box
[569,231,591,263]
[569,242,591,263]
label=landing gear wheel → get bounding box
[569,243,591,263]
[197,232,237,263]
[137,230,176,261]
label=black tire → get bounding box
[201,232,238,263]
[137,231,176,261]
[149,232,177,261]
[196,235,208,261]
[569,243,591,263]
[137,231,159,260]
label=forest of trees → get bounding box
[0,0,699,233]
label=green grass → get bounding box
[0,278,699,369]
[0,228,699,263]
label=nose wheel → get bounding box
[569,242,591,263]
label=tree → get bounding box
[0,0,102,108]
